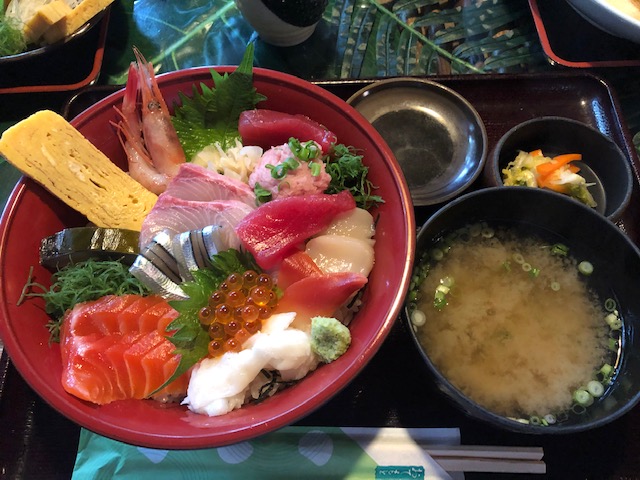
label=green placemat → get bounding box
[73,426,460,479]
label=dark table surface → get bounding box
[3,1,640,478]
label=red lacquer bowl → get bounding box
[0,67,415,449]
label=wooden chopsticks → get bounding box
[426,445,546,474]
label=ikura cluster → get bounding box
[198,270,278,357]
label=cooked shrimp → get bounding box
[113,47,186,194]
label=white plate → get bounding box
[566,0,640,44]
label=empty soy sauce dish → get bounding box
[347,78,488,206]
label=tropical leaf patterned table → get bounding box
[99,0,549,83]
[95,0,640,155]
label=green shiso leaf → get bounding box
[171,42,267,160]
[150,249,261,396]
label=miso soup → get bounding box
[409,223,619,421]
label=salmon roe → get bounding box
[199,270,277,358]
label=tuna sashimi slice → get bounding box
[60,294,188,405]
[164,163,257,207]
[139,193,254,249]
[235,190,356,271]
[238,109,337,153]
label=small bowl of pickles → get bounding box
[484,116,633,222]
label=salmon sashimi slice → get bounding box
[60,294,189,405]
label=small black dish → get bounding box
[485,116,633,222]
[0,8,108,93]
[404,186,640,434]
[0,8,105,63]
[347,78,487,207]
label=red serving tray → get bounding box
[528,0,640,68]
[3,72,640,479]
[0,8,110,94]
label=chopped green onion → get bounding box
[587,380,604,397]
[529,267,541,278]
[411,310,426,327]
[481,227,495,238]
[521,262,532,272]
[550,281,561,291]
[253,183,272,205]
[445,232,458,243]
[288,138,320,161]
[529,415,541,426]
[441,276,454,288]
[430,248,444,261]
[469,224,482,237]
[512,253,525,264]
[578,261,594,276]
[434,291,447,310]
[551,243,569,256]
[573,389,594,407]
[605,312,622,330]
[608,337,618,352]
[599,364,614,383]
[604,298,617,312]
[571,404,587,415]
[309,161,321,177]
[502,261,511,272]
[267,156,300,179]
[458,230,471,243]
[418,264,430,280]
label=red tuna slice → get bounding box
[274,271,368,330]
[239,109,337,153]
[164,163,256,207]
[60,294,189,405]
[235,190,356,271]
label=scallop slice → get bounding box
[305,235,375,277]
[319,208,375,245]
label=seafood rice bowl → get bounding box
[0,46,414,448]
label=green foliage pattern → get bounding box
[102,0,548,83]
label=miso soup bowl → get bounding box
[403,187,640,434]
